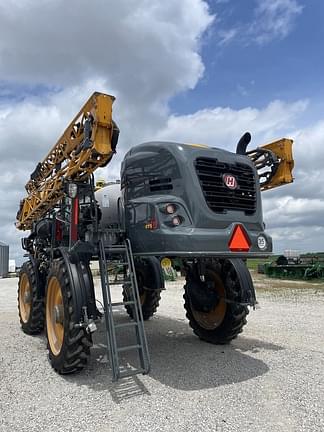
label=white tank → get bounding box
[95,182,121,228]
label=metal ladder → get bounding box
[98,236,150,381]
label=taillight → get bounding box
[165,204,176,214]
[171,216,182,226]
[158,202,189,228]
[144,218,159,230]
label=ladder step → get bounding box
[115,322,138,329]
[106,247,127,253]
[111,301,135,307]
[118,368,147,379]
[117,344,141,353]
[109,280,130,285]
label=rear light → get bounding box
[160,203,177,214]
[159,203,189,228]
[171,216,182,226]
[166,204,176,214]
[144,218,159,230]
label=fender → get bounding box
[136,256,165,291]
[227,258,256,306]
[57,247,97,321]
[28,254,46,299]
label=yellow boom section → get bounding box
[247,138,294,191]
[16,92,118,230]
[260,138,294,191]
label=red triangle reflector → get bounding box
[228,225,251,252]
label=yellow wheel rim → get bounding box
[137,270,146,305]
[191,271,227,330]
[46,277,64,356]
[19,273,32,323]
[140,291,146,305]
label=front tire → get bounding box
[18,260,45,335]
[45,259,92,374]
[123,258,163,320]
[184,261,249,344]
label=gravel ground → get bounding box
[0,272,324,432]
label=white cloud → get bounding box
[0,0,213,98]
[263,197,324,228]
[155,99,308,147]
[292,119,324,172]
[216,0,303,46]
[218,28,238,46]
[267,225,324,253]
[252,0,304,44]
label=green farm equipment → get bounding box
[263,254,324,280]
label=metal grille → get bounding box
[149,178,173,192]
[195,157,256,214]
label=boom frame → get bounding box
[16,92,119,230]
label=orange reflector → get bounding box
[228,225,251,252]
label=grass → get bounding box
[247,258,273,270]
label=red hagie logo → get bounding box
[223,174,237,190]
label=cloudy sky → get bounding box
[0,0,323,263]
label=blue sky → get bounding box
[171,0,324,118]
[0,0,323,259]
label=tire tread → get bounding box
[18,261,45,335]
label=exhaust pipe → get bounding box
[236,132,251,155]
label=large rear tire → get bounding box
[184,260,249,344]
[18,260,45,335]
[123,258,162,320]
[45,259,92,374]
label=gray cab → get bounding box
[121,141,272,257]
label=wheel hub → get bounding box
[189,269,227,330]
[54,305,64,324]
[188,279,220,313]
[24,291,32,304]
